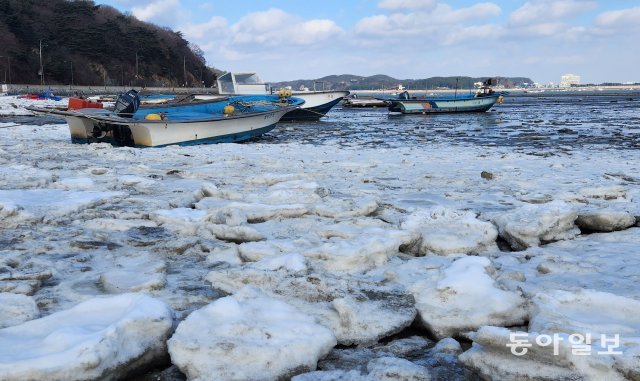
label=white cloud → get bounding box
[509,0,596,26]
[355,3,501,38]
[595,6,640,28]
[180,16,227,39]
[521,54,585,65]
[230,9,343,47]
[512,22,567,37]
[443,24,505,45]
[131,0,181,23]
[378,0,437,11]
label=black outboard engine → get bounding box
[399,91,410,100]
[114,89,141,117]
[482,78,497,87]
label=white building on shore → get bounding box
[560,74,581,88]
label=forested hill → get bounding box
[272,75,535,91]
[0,0,220,86]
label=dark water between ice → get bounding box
[7,91,640,151]
[263,91,640,151]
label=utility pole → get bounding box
[64,60,73,86]
[39,40,44,85]
[0,56,9,84]
[183,56,186,87]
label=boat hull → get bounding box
[285,91,349,121]
[280,94,346,121]
[387,94,500,114]
[61,108,289,147]
[342,97,387,108]
[207,90,349,121]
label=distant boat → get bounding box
[18,89,62,101]
[342,94,387,108]
[27,90,304,147]
[379,79,504,114]
[208,72,349,121]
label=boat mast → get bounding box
[454,77,459,99]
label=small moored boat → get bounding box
[27,90,304,147]
[211,72,349,121]
[380,79,504,114]
[342,94,387,108]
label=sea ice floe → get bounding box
[400,207,498,255]
[577,185,627,200]
[52,177,96,190]
[168,286,336,381]
[459,325,634,381]
[99,252,167,292]
[237,239,308,262]
[364,357,431,381]
[294,335,466,380]
[530,289,640,337]
[380,256,527,339]
[489,200,580,250]
[245,172,307,186]
[492,228,640,299]
[0,164,54,188]
[302,226,418,272]
[196,198,310,223]
[313,197,379,219]
[0,189,125,224]
[150,208,208,235]
[2,120,640,379]
[206,265,416,345]
[206,245,243,266]
[200,223,265,243]
[0,256,52,295]
[80,218,158,232]
[529,289,640,379]
[0,293,173,381]
[575,210,636,232]
[0,293,39,328]
[251,252,308,272]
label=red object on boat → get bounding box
[68,98,103,110]
[20,94,43,100]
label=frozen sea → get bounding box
[0,92,639,381]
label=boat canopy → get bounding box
[217,72,270,94]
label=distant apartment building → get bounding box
[560,74,581,87]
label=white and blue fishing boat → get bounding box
[210,72,349,121]
[28,90,304,147]
[380,79,504,114]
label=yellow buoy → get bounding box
[145,113,162,120]
[277,88,292,98]
[223,104,235,116]
[498,95,504,104]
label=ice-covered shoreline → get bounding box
[1,118,639,380]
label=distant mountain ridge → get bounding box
[271,75,534,91]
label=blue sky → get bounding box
[96,0,640,84]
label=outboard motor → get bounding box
[399,91,410,100]
[114,89,140,117]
